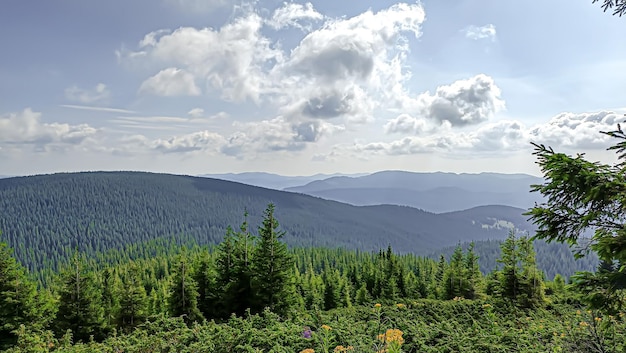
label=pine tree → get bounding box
[0,241,48,349]
[250,204,294,315]
[464,242,483,299]
[54,251,106,342]
[168,250,203,323]
[193,249,218,319]
[116,263,148,331]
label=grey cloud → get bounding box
[414,74,505,127]
[302,91,356,119]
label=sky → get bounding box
[1,0,625,177]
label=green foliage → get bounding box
[0,240,53,349]
[251,204,295,315]
[53,251,106,342]
[492,232,545,308]
[168,249,203,323]
[527,125,626,313]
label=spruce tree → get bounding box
[250,203,294,315]
[168,250,203,323]
[54,251,106,342]
[116,263,148,331]
[0,241,48,349]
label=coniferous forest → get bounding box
[1,199,626,352]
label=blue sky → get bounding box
[1,0,625,176]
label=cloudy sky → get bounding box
[1,0,625,176]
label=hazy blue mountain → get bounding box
[284,171,544,213]
[199,172,368,190]
[0,172,534,271]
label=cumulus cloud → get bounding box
[350,111,623,158]
[529,111,620,148]
[151,130,226,153]
[282,3,424,82]
[463,24,497,41]
[0,108,97,147]
[384,113,431,135]
[139,68,201,96]
[267,2,324,30]
[402,74,505,127]
[65,83,110,104]
[119,13,281,102]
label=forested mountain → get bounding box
[285,171,543,213]
[0,171,533,272]
[199,172,366,190]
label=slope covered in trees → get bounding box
[0,171,534,273]
[0,206,623,353]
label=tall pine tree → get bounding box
[250,204,294,315]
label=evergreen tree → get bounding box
[116,263,148,331]
[251,204,294,315]
[494,232,545,308]
[54,251,106,342]
[168,250,203,323]
[193,249,218,319]
[0,241,49,349]
[464,242,483,299]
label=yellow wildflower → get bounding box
[594,317,602,322]
[321,324,332,331]
[300,349,315,353]
[579,321,589,327]
[482,304,491,308]
[374,303,382,308]
[378,329,404,345]
[396,303,406,309]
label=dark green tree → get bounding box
[0,241,51,349]
[250,204,294,315]
[54,251,106,342]
[493,232,545,308]
[526,124,626,313]
[168,250,203,323]
[116,263,149,331]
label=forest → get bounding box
[0,201,624,353]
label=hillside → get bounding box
[0,171,533,271]
[285,171,544,212]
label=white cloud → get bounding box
[65,83,110,104]
[139,68,201,96]
[151,130,226,153]
[267,2,324,30]
[529,111,621,148]
[0,108,97,147]
[60,105,136,114]
[463,24,497,41]
[282,3,424,82]
[120,13,282,102]
[401,74,505,127]
[330,111,624,159]
[384,113,431,135]
[188,108,204,118]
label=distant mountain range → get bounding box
[199,172,367,190]
[203,170,544,213]
[0,172,534,271]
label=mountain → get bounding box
[0,171,533,271]
[284,171,544,213]
[199,172,367,190]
